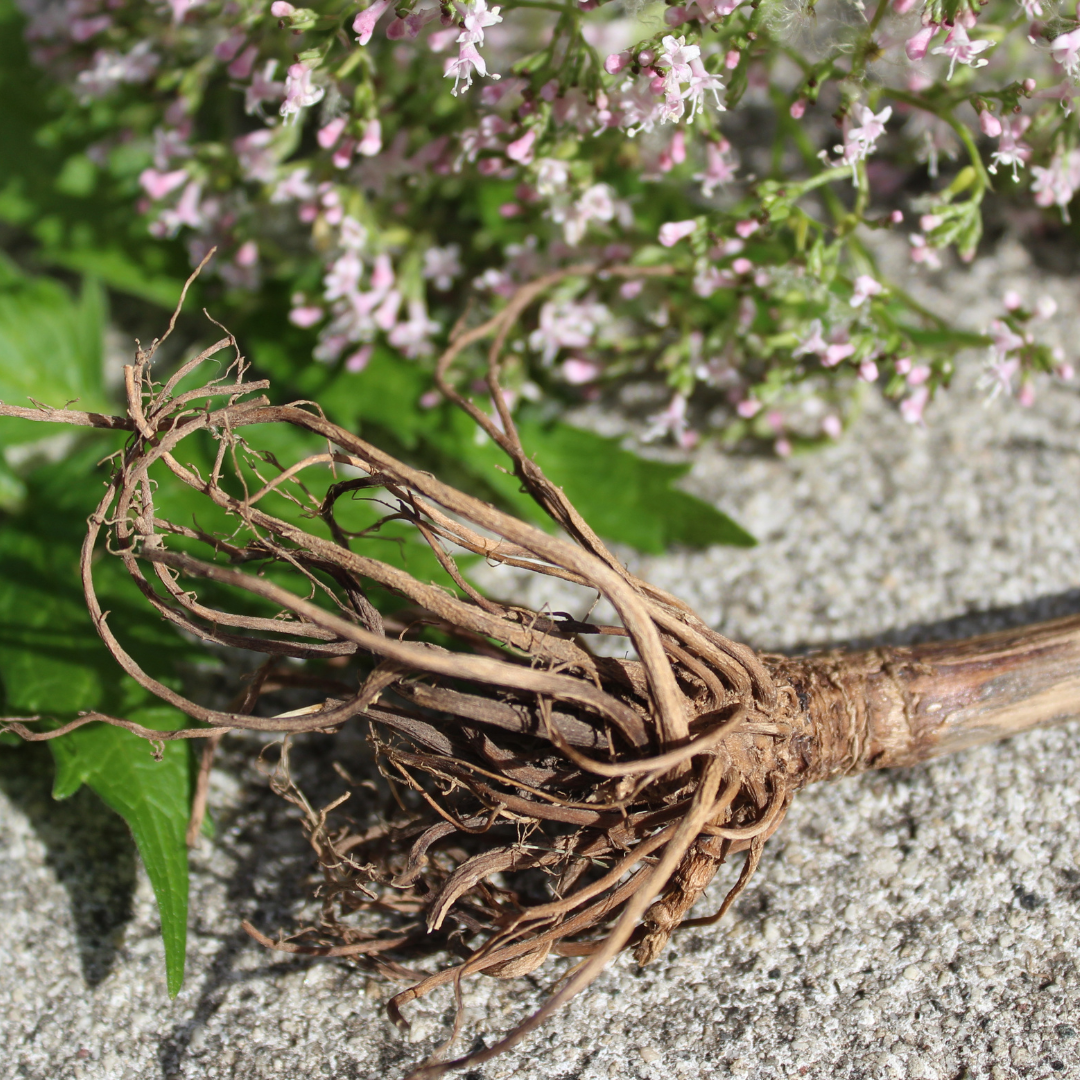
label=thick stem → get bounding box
[769,613,1080,785]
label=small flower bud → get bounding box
[658,219,698,247]
[604,51,630,75]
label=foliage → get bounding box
[0,442,202,995]
[6,0,1078,456]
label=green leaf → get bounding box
[45,246,185,309]
[0,447,203,997]
[0,262,107,449]
[48,706,191,997]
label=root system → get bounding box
[3,264,1079,1078]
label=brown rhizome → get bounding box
[2,264,1079,1079]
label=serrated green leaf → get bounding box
[48,705,191,997]
[0,447,204,998]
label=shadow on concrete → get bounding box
[788,588,1080,655]
[0,741,137,987]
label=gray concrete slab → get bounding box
[3,237,1080,1080]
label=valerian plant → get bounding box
[12,0,1079,454]
[2,284,1079,1079]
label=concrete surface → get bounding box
[3,235,1080,1080]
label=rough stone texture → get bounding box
[3,238,1080,1080]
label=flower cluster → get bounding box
[13,0,1078,452]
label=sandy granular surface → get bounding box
[2,235,1080,1080]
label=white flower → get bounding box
[1050,28,1080,76]
[280,62,324,119]
[422,245,462,290]
[1031,148,1080,221]
[534,158,571,196]
[850,274,884,307]
[683,58,725,124]
[455,0,502,46]
[931,24,991,81]
[528,299,611,364]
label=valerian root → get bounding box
[2,263,1079,1079]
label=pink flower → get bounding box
[456,0,502,45]
[139,167,188,200]
[148,180,203,237]
[900,385,929,424]
[71,15,112,42]
[333,139,356,169]
[234,240,258,268]
[644,393,696,448]
[790,98,806,120]
[695,138,737,196]
[245,60,284,116]
[931,24,991,80]
[725,50,740,69]
[323,252,363,302]
[850,274,883,306]
[736,398,761,418]
[166,0,204,24]
[280,62,324,119]
[822,414,843,439]
[561,358,603,385]
[658,219,697,247]
[987,319,1024,362]
[318,117,347,149]
[1050,28,1080,76]
[978,110,1002,138]
[529,298,610,364]
[357,119,382,156]
[988,116,1031,180]
[422,244,462,290]
[270,2,295,16]
[734,219,759,238]
[388,300,440,358]
[905,25,938,62]
[228,46,258,80]
[907,365,931,385]
[506,129,536,164]
[822,342,856,367]
[833,104,892,174]
[679,60,723,126]
[858,358,879,382]
[289,304,324,328]
[1031,149,1080,221]
[353,0,392,45]
[345,344,374,372]
[445,41,493,95]
[604,51,630,75]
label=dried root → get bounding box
[4,261,1080,1079]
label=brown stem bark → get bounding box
[769,613,1080,787]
